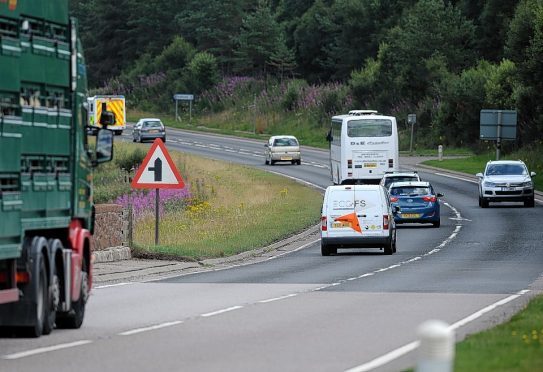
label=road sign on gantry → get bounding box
[131,138,185,189]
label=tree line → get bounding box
[71,0,543,148]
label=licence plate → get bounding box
[332,222,351,228]
[401,213,421,218]
[364,163,377,168]
[149,130,159,133]
[281,156,292,161]
[501,187,514,191]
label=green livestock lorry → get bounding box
[0,1,114,337]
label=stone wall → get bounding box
[93,204,128,251]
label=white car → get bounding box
[379,172,421,189]
[320,184,399,256]
[476,160,536,208]
[264,135,301,165]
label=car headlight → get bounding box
[522,181,533,188]
[483,181,496,187]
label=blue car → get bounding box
[388,181,443,228]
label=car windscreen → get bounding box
[486,164,526,176]
[347,119,392,137]
[143,121,163,128]
[390,186,431,196]
[273,138,298,146]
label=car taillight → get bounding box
[383,215,389,230]
[390,197,399,202]
[388,159,394,168]
[347,159,352,169]
[321,216,327,231]
[422,196,437,202]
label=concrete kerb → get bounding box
[93,224,320,265]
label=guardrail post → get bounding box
[416,320,454,372]
[438,145,443,161]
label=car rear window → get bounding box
[273,138,298,146]
[385,176,418,188]
[390,186,430,196]
[143,121,163,128]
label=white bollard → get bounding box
[438,145,443,161]
[416,320,454,372]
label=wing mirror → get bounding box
[437,193,444,197]
[531,171,536,177]
[94,128,114,166]
[476,172,483,178]
[392,205,401,214]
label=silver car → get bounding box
[133,118,166,143]
[476,160,536,208]
[265,135,301,165]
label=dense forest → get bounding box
[70,0,543,149]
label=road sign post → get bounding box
[408,114,417,155]
[173,94,194,123]
[131,138,185,245]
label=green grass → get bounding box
[97,141,323,260]
[453,294,543,371]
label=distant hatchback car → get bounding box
[265,135,301,165]
[133,118,166,143]
[380,172,421,189]
[389,181,443,227]
[476,160,536,208]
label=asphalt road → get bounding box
[1,126,542,372]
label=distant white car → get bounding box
[476,160,536,208]
[264,135,301,165]
[379,172,421,189]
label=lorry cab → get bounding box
[320,185,398,256]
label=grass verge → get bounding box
[453,294,543,371]
[422,145,542,192]
[95,142,323,260]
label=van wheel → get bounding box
[321,243,332,256]
[384,240,393,255]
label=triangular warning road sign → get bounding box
[131,138,185,189]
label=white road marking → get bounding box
[201,306,244,317]
[94,282,132,289]
[258,294,297,303]
[119,320,184,336]
[344,289,531,372]
[434,172,478,184]
[2,340,92,360]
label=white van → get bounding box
[320,185,398,256]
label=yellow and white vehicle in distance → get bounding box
[87,95,126,135]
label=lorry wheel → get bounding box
[56,258,88,329]
[43,240,63,335]
[27,258,48,337]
